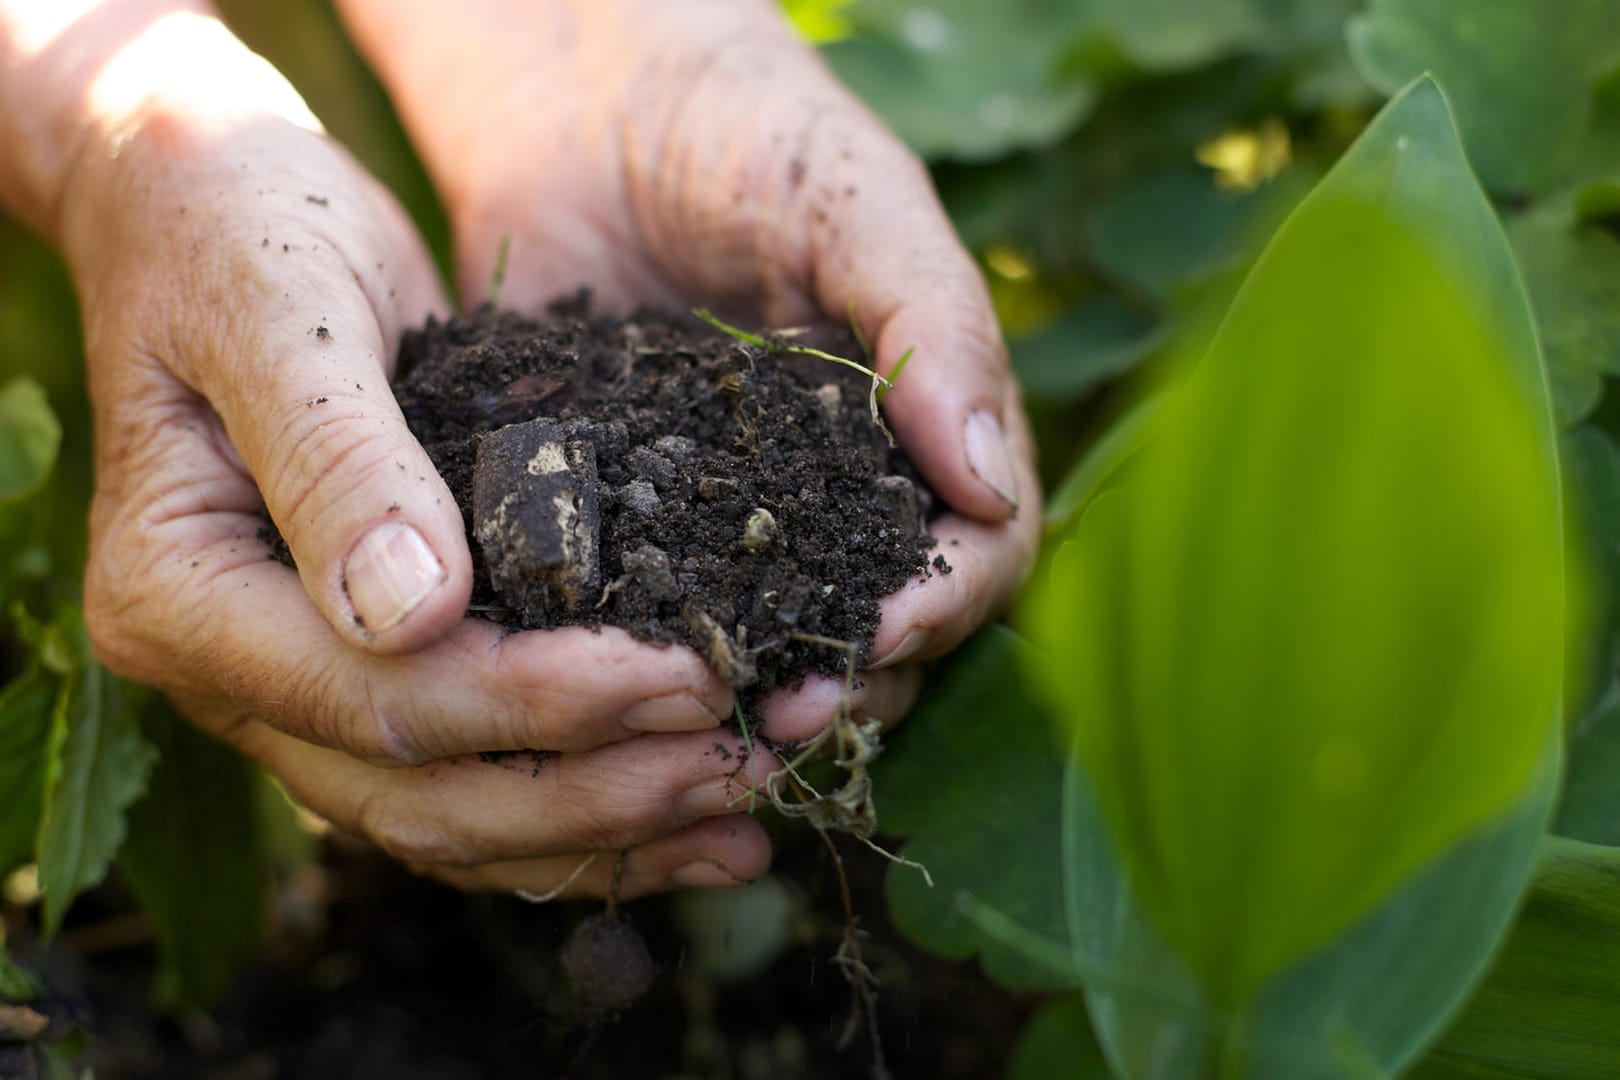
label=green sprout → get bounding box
[693,306,905,446]
[487,234,512,308]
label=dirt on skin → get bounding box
[385,295,941,699]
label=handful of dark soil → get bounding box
[392,298,938,698]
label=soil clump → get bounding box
[390,296,939,697]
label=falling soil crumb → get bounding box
[933,553,953,575]
[387,294,937,698]
[477,750,555,777]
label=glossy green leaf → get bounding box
[1011,298,1164,403]
[36,614,158,937]
[822,0,1094,161]
[1349,0,1620,196]
[1043,395,1165,531]
[1007,993,1112,1080]
[0,666,58,876]
[1412,838,1620,1079]
[878,626,1073,989]
[1507,202,1620,427]
[120,704,266,1007]
[1058,729,1558,1078]
[0,378,61,504]
[1026,79,1565,1006]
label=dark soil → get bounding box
[1,831,1034,1080]
[387,296,939,697]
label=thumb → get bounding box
[203,221,470,653]
[248,314,471,652]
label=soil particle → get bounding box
[391,297,936,696]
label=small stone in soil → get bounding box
[472,418,602,614]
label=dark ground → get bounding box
[1,826,1033,1079]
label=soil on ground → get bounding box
[0,831,1034,1080]
[385,296,939,698]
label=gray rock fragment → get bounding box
[473,419,601,614]
[619,479,660,517]
[627,445,677,491]
[652,434,697,463]
[873,475,923,538]
[622,544,681,602]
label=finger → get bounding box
[133,532,733,762]
[866,506,1042,672]
[102,121,471,654]
[756,666,924,743]
[426,817,773,900]
[217,711,780,867]
[86,393,733,764]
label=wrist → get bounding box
[0,1,318,243]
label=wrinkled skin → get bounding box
[16,0,1039,900]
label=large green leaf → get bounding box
[0,378,61,504]
[821,0,1094,161]
[1055,730,1558,1078]
[1026,78,1565,1007]
[878,626,1073,989]
[1349,0,1620,196]
[1412,838,1620,1079]
[36,614,158,936]
[0,666,57,876]
[121,705,267,1007]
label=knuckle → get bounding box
[358,792,462,866]
[262,418,407,541]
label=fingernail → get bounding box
[670,860,744,889]
[964,409,1019,510]
[870,628,930,669]
[622,692,723,733]
[343,522,446,633]
[677,776,756,818]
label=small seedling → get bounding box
[487,234,512,308]
[692,307,904,446]
[848,299,913,406]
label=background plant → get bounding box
[2,1,1619,1076]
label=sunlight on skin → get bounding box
[86,11,322,137]
[0,0,114,55]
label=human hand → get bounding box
[336,0,1043,743]
[14,6,784,900]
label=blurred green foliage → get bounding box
[0,1,1615,1076]
[1029,81,1566,1010]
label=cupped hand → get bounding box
[337,0,1043,744]
[55,10,777,900]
